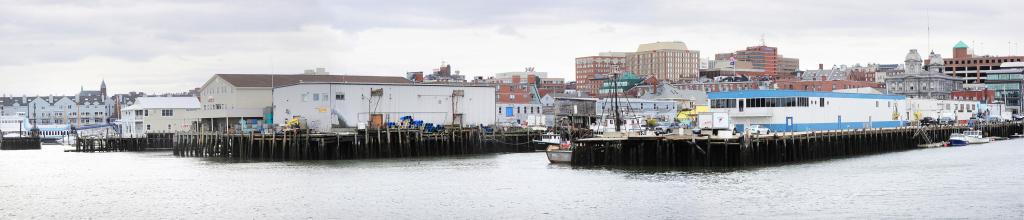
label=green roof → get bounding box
[954,41,969,49]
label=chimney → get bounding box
[819,64,824,70]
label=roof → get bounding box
[709,89,905,100]
[640,83,709,105]
[954,41,969,49]
[637,41,688,52]
[214,74,411,88]
[123,97,200,110]
[545,92,590,99]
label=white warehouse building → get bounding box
[273,82,496,132]
[708,90,908,132]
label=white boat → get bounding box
[536,132,562,145]
[963,130,990,144]
[546,141,572,163]
[948,133,968,146]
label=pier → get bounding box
[572,122,1024,167]
[171,127,540,161]
[69,133,176,152]
[0,137,42,150]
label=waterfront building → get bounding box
[626,41,701,82]
[904,98,980,121]
[951,89,996,103]
[0,81,111,127]
[708,90,907,132]
[119,97,200,137]
[272,82,495,132]
[196,71,410,132]
[638,82,709,111]
[984,62,1024,113]
[576,52,628,96]
[885,49,963,99]
[595,98,678,122]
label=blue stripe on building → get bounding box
[737,121,905,132]
[709,90,906,100]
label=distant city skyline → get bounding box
[1,0,1022,95]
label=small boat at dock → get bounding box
[546,141,572,163]
[963,130,990,144]
[949,130,990,146]
[948,133,969,147]
[534,132,562,151]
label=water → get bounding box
[2,140,1023,219]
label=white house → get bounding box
[120,97,201,137]
[273,82,496,132]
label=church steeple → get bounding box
[100,79,107,97]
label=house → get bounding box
[120,97,201,137]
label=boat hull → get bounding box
[546,150,572,163]
[948,139,969,146]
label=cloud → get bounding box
[1,0,1023,95]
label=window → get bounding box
[336,93,345,100]
[146,125,151,130]
[161,109,173,116]
[144,110,149,116]
[313,93,320,101]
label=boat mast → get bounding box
[613,72,621,132]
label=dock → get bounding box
[171,127,540,161]
[0,137,42,150]
[572,122,1024,167]
[69,133,175,152]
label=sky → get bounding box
[1,0,1022,96]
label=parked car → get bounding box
[1013,114,1024,121]
[986,116,1003,123]
[938,117,955,125]
[745,125,771,135]
[919,117,936,126]
[653,122,681,135]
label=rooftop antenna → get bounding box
[927,10,931,53]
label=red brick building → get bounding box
[716,45,780,77]
[775,80,882,92]
[847,70,876,82]
[951,89,996,103]
[575,53,627,96]
[677,81,766,92]
[927,41,1024,83]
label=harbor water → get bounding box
[2,139,1023,219]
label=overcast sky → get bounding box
[1,0,1022,95]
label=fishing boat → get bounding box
[948,133,969,146]
[545,141,572,163]
[534,132,562,151]
[963,130,990,144]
